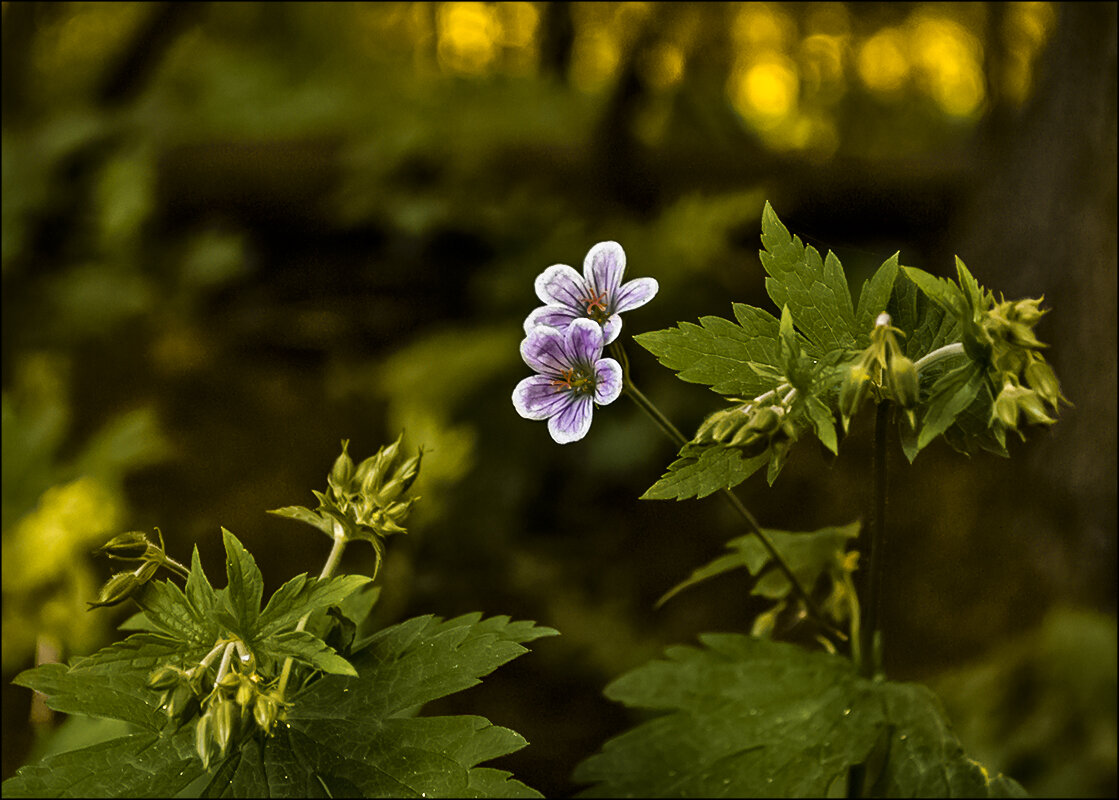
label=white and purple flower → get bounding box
[524,241,658,346]
[513,318,622,444]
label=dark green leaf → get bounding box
[221,528,263,635]
[185,544,218,621]
[641,445,768,501]
[574,635,1025,798]
[268,630,358,676]
[13,634,188,731]
[855,253,900,344]
[759,201,856,352]
[658,522,860,607]
[1,730,207,798]
[256,573,372,639]
[202,614,557,798]
[136,577,215,646]
[917,361,986,452]
[633,304,782,397]
[805,394,839,455]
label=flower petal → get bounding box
[594,358,623,405]
[513,375,571,420]
[613,276,659,314]
[521,326,572,376]
[564,318,604,367]
[524,304,580,336]
[535,264,586,308]
[548,393,594,443]
[584,241,626,297]
[601,315,622,345]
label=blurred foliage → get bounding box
[933,607,1118,798]
[2,1,1113,796]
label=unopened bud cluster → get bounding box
[839,313,918,428]
[88,528,183,608]
[980,296,1067,437]
[147,638,286,768]
[696,400,796,460]
[324,436,423,541]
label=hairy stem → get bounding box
[610,342,845,642]
[914,341,965,372]
[277,526,349,699]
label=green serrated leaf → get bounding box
[267,504,336,538]
[658,523,860,608]
[855,253,900,343]
[185,545,218,621]
[641,445,768,501]
[136,576,216,646]
[574,634,1025,798]
[268,630,358,676]
[256,574,372,640]
[633,304,782,397]
[759,201,856,352]
[901,265,963,313]
[805,394,839,455]
[1,729,208,798]
[12,634,186,731]
[201,614,557,798]
[221,528,264,635]
[917,361,985,452]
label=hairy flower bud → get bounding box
[1018,391,1056,426]
[195,711,214,767]
[88,571,140,609]
[991,383,1022,429]
[96,531,158,561]
[748,406,782,435]
[887,357,919,409]
[328,440,355,494]
[253,691,281,733]
[839,364,871,422]
[1024,359,1063,409]
[164,683,195,719]
[235,675,256,708]
[147,666,182,691]
[212,697,237,754]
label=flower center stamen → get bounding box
[580,289,610,323]
[551,367,594,394]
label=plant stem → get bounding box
[914,341,965,371]
[277,526,349,699]
[859,401,890,679]
[610,342,845,643]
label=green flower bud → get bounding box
[217,670,240,691]
[991,383,1022,429]
[1018,391,1056,426]
[164,683,195,719]
[748,406,782,435]
[887,356,919,409]
[394,449,423,493]
[88,571,140,609]
[1024,359,1063,409]
[712,410,743,441]
[1008,297,1046,326]
[212,697,237,754]
[195,711,214,768]
[839,364,871,421]
[253,692,280,733]
[235,676,256,708]
[96,531,158,561]
[328,440,355,494]
[735,434,771,459]
[147,666,182,691]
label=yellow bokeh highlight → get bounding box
[571,30,622,93]
[729,57,800,130]
[858,27,910,93]
[2,477,122,591]
[1002,2,1056,105]
[799,33,846,95]
[910,14,985,117]
[436,2,499,75]
[732,2,796,50]
[638,42,686,91]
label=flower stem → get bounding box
[610,342,845,643]
[858,401,890,679]
[914,341,965,372]
[277,526,349,699]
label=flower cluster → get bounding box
[839,312,919,428]
[981,296,1068,438]
[513,241,657,443]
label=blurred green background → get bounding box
[2,2,1115,796]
